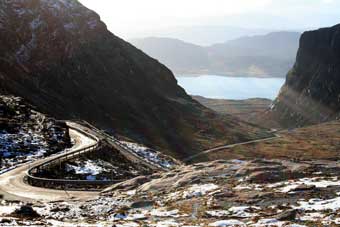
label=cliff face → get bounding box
[270,24,340,128]
[0,0,264,158]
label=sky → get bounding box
[79,0,340,39]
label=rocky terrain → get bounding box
[193,96,271,124]
[269,24,340,128]
[131,32,300,78]
[2,159,340,226]
[0,95,71,174]
[37,141,178,184]
[1,2,340,227]
[0,0,268,158]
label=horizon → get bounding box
[80,0,339,43]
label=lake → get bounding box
[176,75,285,100]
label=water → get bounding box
[176,75,285,100]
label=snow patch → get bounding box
[209,219,245,227]
[182,184,219,199]
[119,141,176,169]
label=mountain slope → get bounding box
[269,24,340,127]
[0,0,266,158]
[130,32,300,77]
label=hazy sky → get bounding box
[79,0,339,38]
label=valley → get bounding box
[131,32,300,78]
[192,96,272,124]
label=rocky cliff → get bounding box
[0,0,265,158]
[269,24,340,128]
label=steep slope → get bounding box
[0,0,266,158]
[130,32,300,77]
[269,24,340,128]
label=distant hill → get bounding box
[130,32,301,77]
[128,26,274,46]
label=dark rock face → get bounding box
[270,24,340,128]
[0,0,264,157]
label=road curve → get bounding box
[0,125,99,202]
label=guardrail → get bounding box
[26,124,122,190]
[74,120,168,171]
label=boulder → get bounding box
[12,205,40,219]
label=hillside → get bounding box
[192,120,340,162]
[0,0,267,158]
[130,32,300,77]
[0,95,71,174]
[269,24,340,128]
[193,96,271,123]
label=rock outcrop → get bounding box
[0,0,265,158]
[270,24,340,128]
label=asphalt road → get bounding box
[0,126,99,202]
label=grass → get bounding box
[193,120,340,162]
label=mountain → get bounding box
[130,32,301,77]
[0,0,266,158]
[269,24,340,128]
[127,26,274,46]
[207,32,300,77]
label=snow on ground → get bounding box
[66,160,110,177]
[251,219,286,227]
[294,196,340,211]
[272,177,340,193]
[167,183,219,201]
[0,130,49,174]
[228,206,259,218]
[119,141,177,169]
[209,219,245,226]
[206,210,230,217]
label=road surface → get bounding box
[0,126,99,202]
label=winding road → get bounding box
[0,121,280,202]
[0,125,99,202]
[184,134,280,162]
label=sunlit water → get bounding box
[176,75,285,100]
